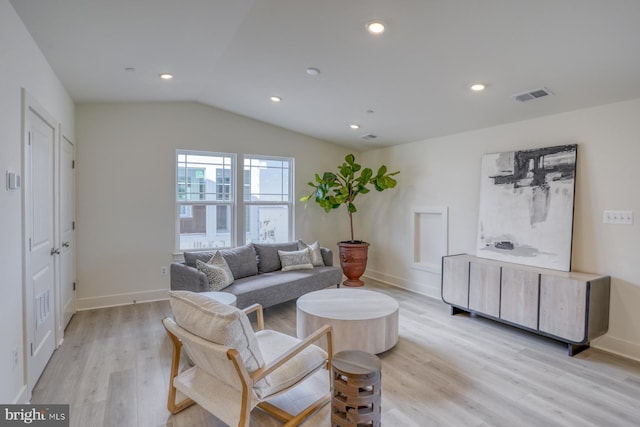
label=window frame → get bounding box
[242,154,294,244]
[175,150,236,251]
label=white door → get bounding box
[24,98,57,392]
[59,134,76,328]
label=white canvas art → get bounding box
[476,144,577,271]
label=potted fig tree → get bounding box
[301,154,399,286]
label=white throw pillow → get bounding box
[278,248,314,271]
[168,291,264,372]
[297,240,325,266]
[196,251,234,291]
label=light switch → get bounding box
[6,171,20,190]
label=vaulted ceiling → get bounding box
[10,0,640,149]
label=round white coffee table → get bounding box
[296,288,399,354]
[200,291,237,307]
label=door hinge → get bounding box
[28,131,31,146]
[29,238,32,252]
[72,160,75,169]
[72,221,75,230]
[30,343,33,356]
[73,282,76,291]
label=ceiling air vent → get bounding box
[360,133,377,141]
[512,87,553,102]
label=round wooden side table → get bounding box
[331,350,382,427]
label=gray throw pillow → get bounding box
[297,240,325,267]
[183,250,217,268]
[219,243,258,279]
[254,242,299,273]
[278,248,314,271]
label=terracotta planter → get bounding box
[337,241,370,287]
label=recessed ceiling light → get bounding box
[367,20,385,34]
[470,83,486,92]
[270,96,282,102]
[159,73,174,80]
[306,67,320,76]
[349,124,361,129]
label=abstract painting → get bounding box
[476,144,577,271]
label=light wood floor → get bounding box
[32,280,640,426]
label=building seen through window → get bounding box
[176,151,293,251]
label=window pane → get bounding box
[244,156,290,202]
[245,204,289,244]
[177,150,235,250]
[177,152,234,202]
[178,203,232,249]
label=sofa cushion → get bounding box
[225,266,342,309]
[220,243,258,279]
[254,242,299,273]
[183,244,258,279]
[297,240,325,267]
[168,291,264,372]
[183,250,218,268]
[195,251,234,291]
[278,248,314,271]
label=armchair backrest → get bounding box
[163,317,246,391]
[168,291,264,373]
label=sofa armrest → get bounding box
[170,262,209,292]
[320,247,334,267]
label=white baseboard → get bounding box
[592,334,640,363]
[76,288,169,311]
[363,268,441,300]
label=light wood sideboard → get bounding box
[441,254,610,356]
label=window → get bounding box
[244,155,293,244]
[176,151,294,251]
[176,151,235,250]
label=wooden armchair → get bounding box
[163,291,333,426]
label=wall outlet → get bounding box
[11,346,18,370]
[160,266,168,276]
[603,210,634,225]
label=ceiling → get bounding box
[10,0,640,150]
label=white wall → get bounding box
[360,98,640,361]
[1,0,75,404]
[75,102,351,309]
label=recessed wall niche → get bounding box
[412,207,448,273]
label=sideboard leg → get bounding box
[568,342,590,356]
[450,306,466,316]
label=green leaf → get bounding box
[345,154,355,165]
[348,203,357,213]
[360,167,373,182]
[377,165,387,176]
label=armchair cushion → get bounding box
[253,329,328,399]
[169,291,264,372]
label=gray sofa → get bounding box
[170,242,343,309]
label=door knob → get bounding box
[62,241,70,248]
[50,248,61,255]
